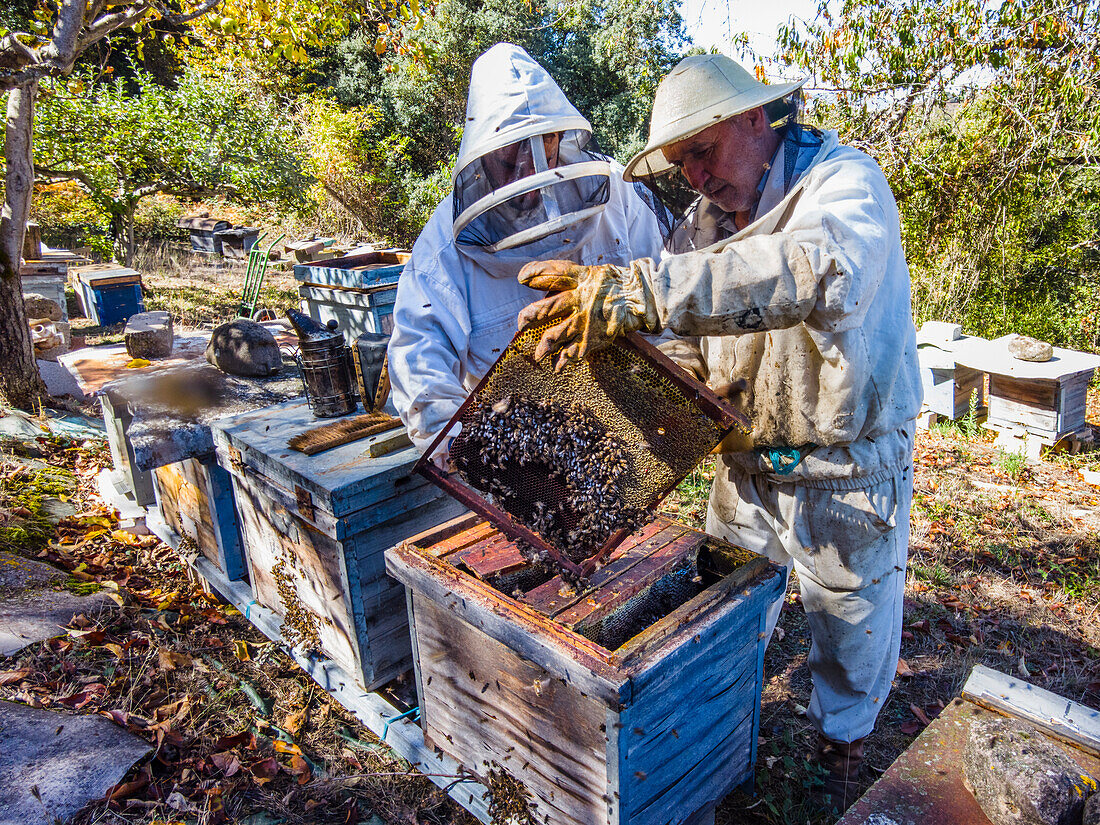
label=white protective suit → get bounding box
[640,129,922,743]
[389,43,665,454]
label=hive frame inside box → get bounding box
[387,513,785,825]
[418,331,748,577]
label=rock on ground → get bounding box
[963,715,1095,825]
[0,552,112,656]
[0,700,151,825]
[23,293,63,322]
[1008,334,1054,362]
[1085,793,1100,825]
[206,319,282,377]
[124,310,174,359]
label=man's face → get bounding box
[482,133,562,210]
[661,110,774,216]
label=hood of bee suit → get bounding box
[450,43,613,270]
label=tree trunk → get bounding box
[109,206,136,266]
[0,82,49,410]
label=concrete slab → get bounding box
[0,553,111,656]
[838,699,1100,825]
[0,700,151,825]
[38,359,87,401]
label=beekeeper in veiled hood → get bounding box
[388,42,666,461]
[517,54,923,816]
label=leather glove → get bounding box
[517,259,660,370]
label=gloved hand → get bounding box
[517,259,660,370]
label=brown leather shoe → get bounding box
[815,734,865,814]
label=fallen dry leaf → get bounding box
[210,751,241,777]
[0,669,34,686]
[158,648,193,671]
[283,707,307,737]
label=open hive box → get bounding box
[386,514,784,825]
[418,326,749,576]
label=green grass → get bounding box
[994,447,1028,480]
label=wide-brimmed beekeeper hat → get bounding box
[623,54,807,182]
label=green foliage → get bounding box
[777,0,1100,350]
[995,447,1028,481]
[33,65,311,260]
[302,0,685,243]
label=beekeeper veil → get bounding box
[452,44,612,267]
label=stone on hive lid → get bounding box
[23,293,62,322]
[124,311,174,359]
[206,319,282,377]
[963,714,1095,825]
[1008,334,1054,363]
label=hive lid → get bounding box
[417,326,749,577]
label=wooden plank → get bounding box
[556,531,703,630]
[454,533,527,578]
[414,594,610,825]
[427,520,497,560]
[988,374,1057,407]
[987,394,1059,433]
[961,664,1100,757]
[154,459,221,567]
[232,473,368,685]
[619,648,759,824]
[523,520,687,616]
[616,580,780,824]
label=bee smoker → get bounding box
[287,308,358,418]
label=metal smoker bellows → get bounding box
[416,323,750,577]
[287,309,358,418]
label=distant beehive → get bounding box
[916,322,987,420]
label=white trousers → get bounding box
[705,464,912,743]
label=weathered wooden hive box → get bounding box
[387,514,784,825]
[293,250,410,341]
[954,334,1100,444]
[916,323,986,420]
[177,216,231,255]
[212,399,467,690]
[153,456,246,581]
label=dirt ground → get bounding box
[12,245,1100,824]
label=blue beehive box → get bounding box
[72,263,145,327]
[293,250,408,343]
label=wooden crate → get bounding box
[153,455,246,581]
[920,363,985,420]
[986,372,1091,441]
[297,282,397,341]
[211,399,466,690]
[387,515,784,825]
[292,250,408,289]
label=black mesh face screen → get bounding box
[444,322,742,566]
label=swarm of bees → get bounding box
[453,394,649,563]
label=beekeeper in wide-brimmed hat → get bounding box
[387,43,668,461]
[516,53,922,815]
